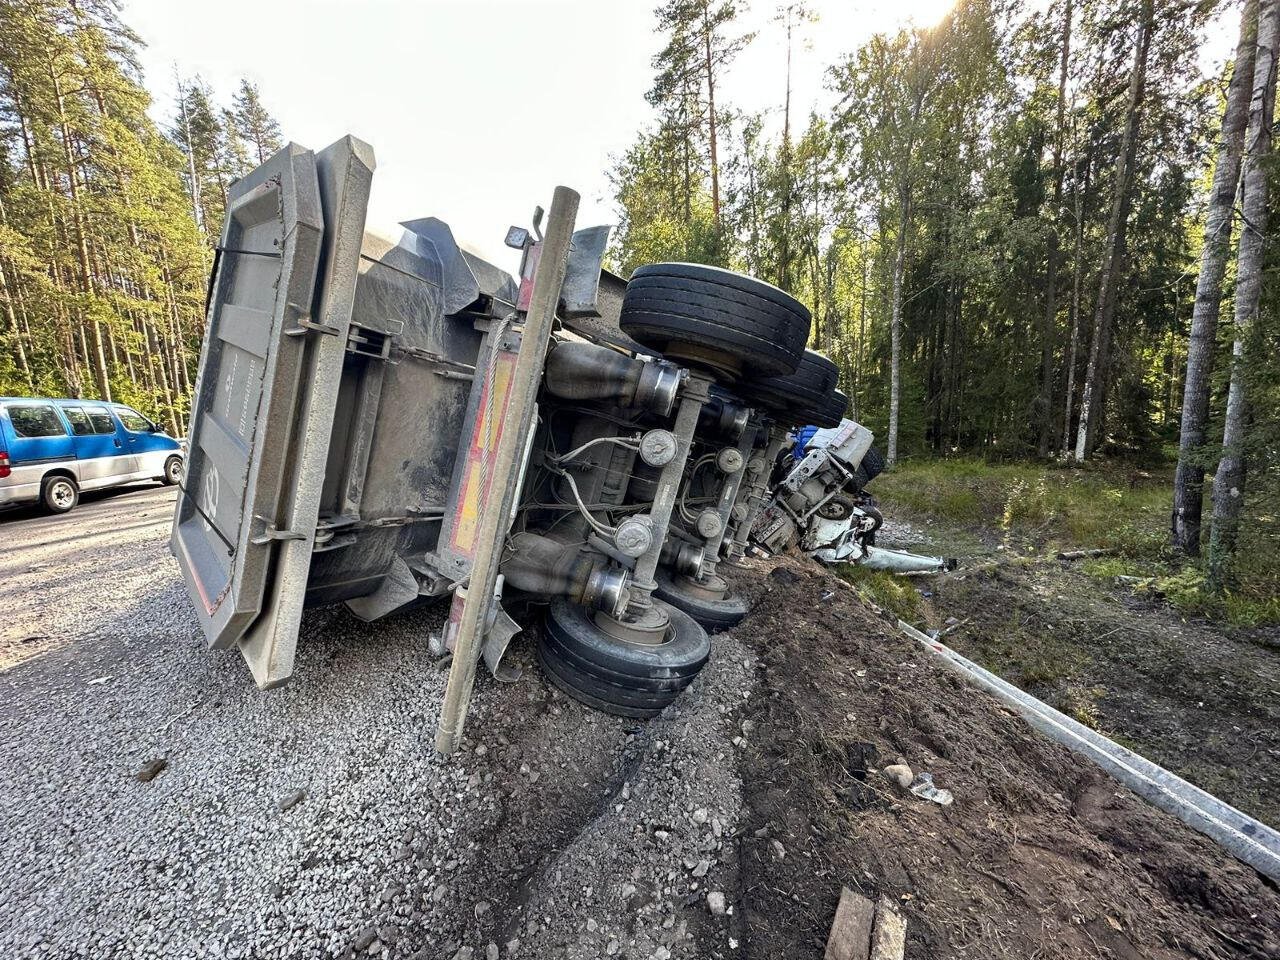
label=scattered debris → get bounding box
[1057,548,1115,561]
[276,789,307,812]
[824,887,907,960]
[880,763,913,791]
[908,772,953,806]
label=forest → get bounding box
[609,0,1279,596]
[0,0,280,437]
[0,0,1276,600]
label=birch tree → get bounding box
[1074,0,1154,461]
[1171,0,1258,555]
[1208,0,1280,587]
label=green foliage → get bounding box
[873,457,1170,556]
[0,2,283,433]
[834,563,924,623]
[875,457,1280,625]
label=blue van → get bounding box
[0,397,184,514]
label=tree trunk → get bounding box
[887,180,910,466]
[1074,0,1152,461]
[1061,148,1089,456]
[854,240,868,420]
[1208,0,1279,587]
[1171,0,1258,554]
[50,64,112,402]
[0,262,35,392]
[702,7,721,228]
[1038,0,1073,457]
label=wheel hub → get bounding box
[675,572,729,602]
[659,342,743,382]
[593,604,670,645]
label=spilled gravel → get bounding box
[0,486,754,960]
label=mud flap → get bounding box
[481,605,523,683]
[434,582,523,682]
[344,555,420,621]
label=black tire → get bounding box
[162,455,183,486]
[745,350,839,413]
[620,263,811,379]
[41,475,79,514]
[539,598,711,718]
[860,446,885,481]
[652,569,750,632]
[823,389,849,422]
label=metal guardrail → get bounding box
[898,619,1280,883]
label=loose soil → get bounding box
[926,561,1280,831]
[725,557,1280,960]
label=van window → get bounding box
[83,406,116,435]
[117,408,153,433]
[7,404,66,438]
[63,406,93,436]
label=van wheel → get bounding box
[42,476,79,514]
[162,456,183,486]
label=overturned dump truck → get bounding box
[171,135,853,752]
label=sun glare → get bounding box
[905,0,958,27]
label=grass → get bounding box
[834,563,925,624]
[873,458,1169,557]
[872,456,1280,627]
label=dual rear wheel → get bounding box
[541,263,811,716]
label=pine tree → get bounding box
[230,78,281,167]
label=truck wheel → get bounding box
[162,455,183,486]
[538,598,710,718]
[42,475,79,514]
[620,263,811,380]
[745,350,838,414]
[796,389,847,429]
[860,446,885,481]
[652,569,750,632]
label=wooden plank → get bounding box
[824,887,875,960]
[870,896,907,960]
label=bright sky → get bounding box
[124,0,1232,269]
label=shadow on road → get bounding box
[0,482,172,524]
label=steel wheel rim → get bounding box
[51,481,74,508]
[167,459,181,483]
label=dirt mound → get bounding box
[726,556,1280,960]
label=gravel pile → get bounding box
[0,488,760,960]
